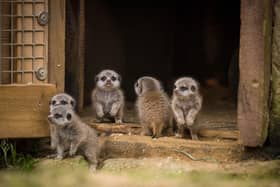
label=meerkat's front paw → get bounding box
[69,147,77,157]
[110,109,118,117]
[55,155,63,160]
[115,119,122,124]
[176,118,185,126]
[96,111,104,119]
[175,133,184,138]
[50,142,56,150]
[186,117,194,126]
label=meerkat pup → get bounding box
[135,76,172,138]
[171,77,202,140]
[48,105,99,171]
[49,93,76,150]
[91,69,124,123]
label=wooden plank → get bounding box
[86,122,239,140]
[238,0,272,146]
[0,84,56,138]
[101,135,242,162]
[270,0,280,146]
[48,0,65,92]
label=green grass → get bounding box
[0,139,38,171]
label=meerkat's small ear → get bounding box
[95,75,99,82]
[70,99,76,108]
[191,85,196,92]
[118,74,122,82]
[66,113,72,121]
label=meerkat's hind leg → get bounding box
[56,143,65,160]
[84,149,98,172]
[114,108,123,124]
[175,125,185,138]
[151,122,163,139]
[189,127,199,140]
[141,126,152,136]
[50,125,58,150]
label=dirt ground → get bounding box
[0,156,280,187]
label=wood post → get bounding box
[238,0,272,146]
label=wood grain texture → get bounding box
[48,0,65,92]
[270,0,280,146]
[0,84,56,138]
[238,0,272,146]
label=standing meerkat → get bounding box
[91,70,124,123]
[171,77,202,140]
[135,76,172,138]
[48,105,99,171]
[49,93,76,150]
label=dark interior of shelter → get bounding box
[65,0,240,124]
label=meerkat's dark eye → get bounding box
[66,113,72,121]
[51,100,56,105]
[191,85,196,92]
[173,85,177,89]
[179,86,188,91]
[101,76,107,81]
[135,82,139,87]
[111,76,117,81]
[54,113,62,119]
[70,100,75,107]
[61,100,68,105]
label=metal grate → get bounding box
[0,0,48,84]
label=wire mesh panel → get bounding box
[0,0,48,84]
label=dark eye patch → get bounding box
[191,85,196,92]
[54,113,62,119]
[179,86,188,91]
[135,82,139,88]
[111,76,117,81]
[70,100,75,107]
[66,113,72,121]
[51,100,56,105]
[60,100,68,105]
[101,76,107,81]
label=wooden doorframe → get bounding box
[238,0,272,147]
[49,0,66,92]
[65,0,85,112]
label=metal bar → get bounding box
[1,15,37,18]
[2,70,35,73]
[0,1,45,3]
[1,56,44,59]
[1,29,45,32]
[32,0,35,82]
[10,0,13,83]
[1,43,45,46]
[21,0,24,83]
[0,2,2,84]
[43,0,46,74]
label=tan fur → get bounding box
[135,77,172,138]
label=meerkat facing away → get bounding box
[135,76,172,138]
[48,105,99,171]
[171,77,202,140]
[49,93,76,150]
[91,69,124,123]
